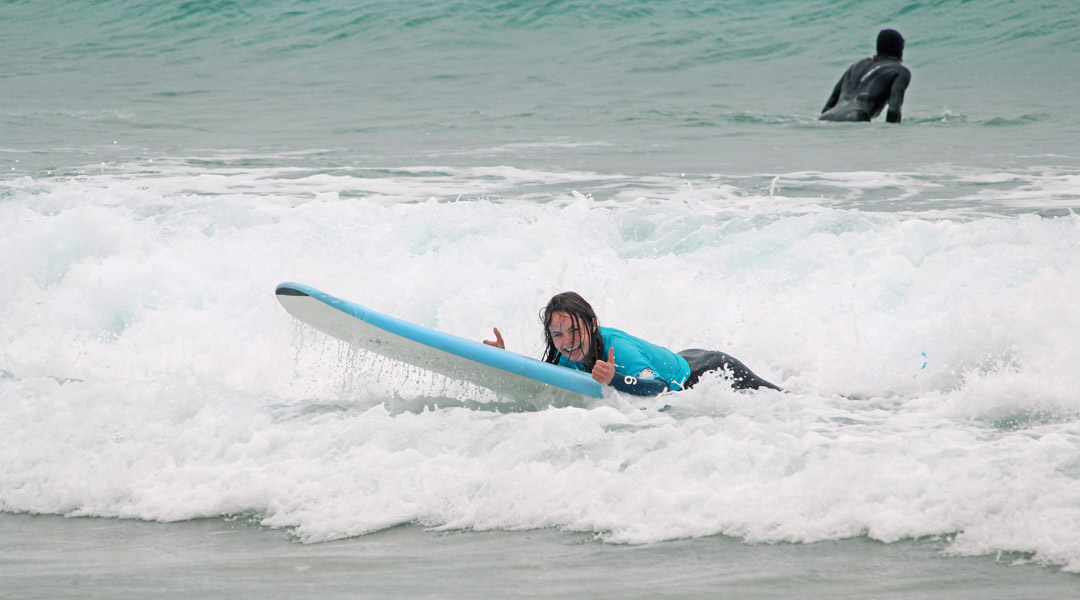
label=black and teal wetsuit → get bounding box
[556,326,780,396]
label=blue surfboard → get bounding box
[275,283,604,403]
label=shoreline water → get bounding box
[2,512,1076,599]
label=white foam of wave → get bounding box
[2,163,1080,571]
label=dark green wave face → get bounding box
[2,0,1079,176]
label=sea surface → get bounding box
[3,0,1080,597]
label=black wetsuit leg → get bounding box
[677,349,781,391]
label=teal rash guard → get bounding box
[556,326,691,396]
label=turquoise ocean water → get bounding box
[3,1,1080,597]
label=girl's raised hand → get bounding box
[483,327,505,349]
[592,347,616,385]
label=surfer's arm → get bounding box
[593,347,670,395]
[885,69,910,123]
[608,371,671,396]
[822,78,843,113]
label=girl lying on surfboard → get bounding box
[484,291,780,396]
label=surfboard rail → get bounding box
[275,282,604,401]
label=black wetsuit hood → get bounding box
[877,29,904,60]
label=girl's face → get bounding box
[548,311,592,362]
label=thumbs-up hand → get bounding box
[592,347,616,385]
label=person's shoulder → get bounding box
[599,326,647,347]
[879,57,909,71]
[846,56,874,74]
[875,58,911,80]
[599,325,629,339]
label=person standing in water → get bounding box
[820,29,911,123]
[484,292,780,396]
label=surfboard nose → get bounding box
[275,283,309,297]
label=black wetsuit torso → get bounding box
[820,56,911,123]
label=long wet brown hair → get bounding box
[540,292,605,370]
